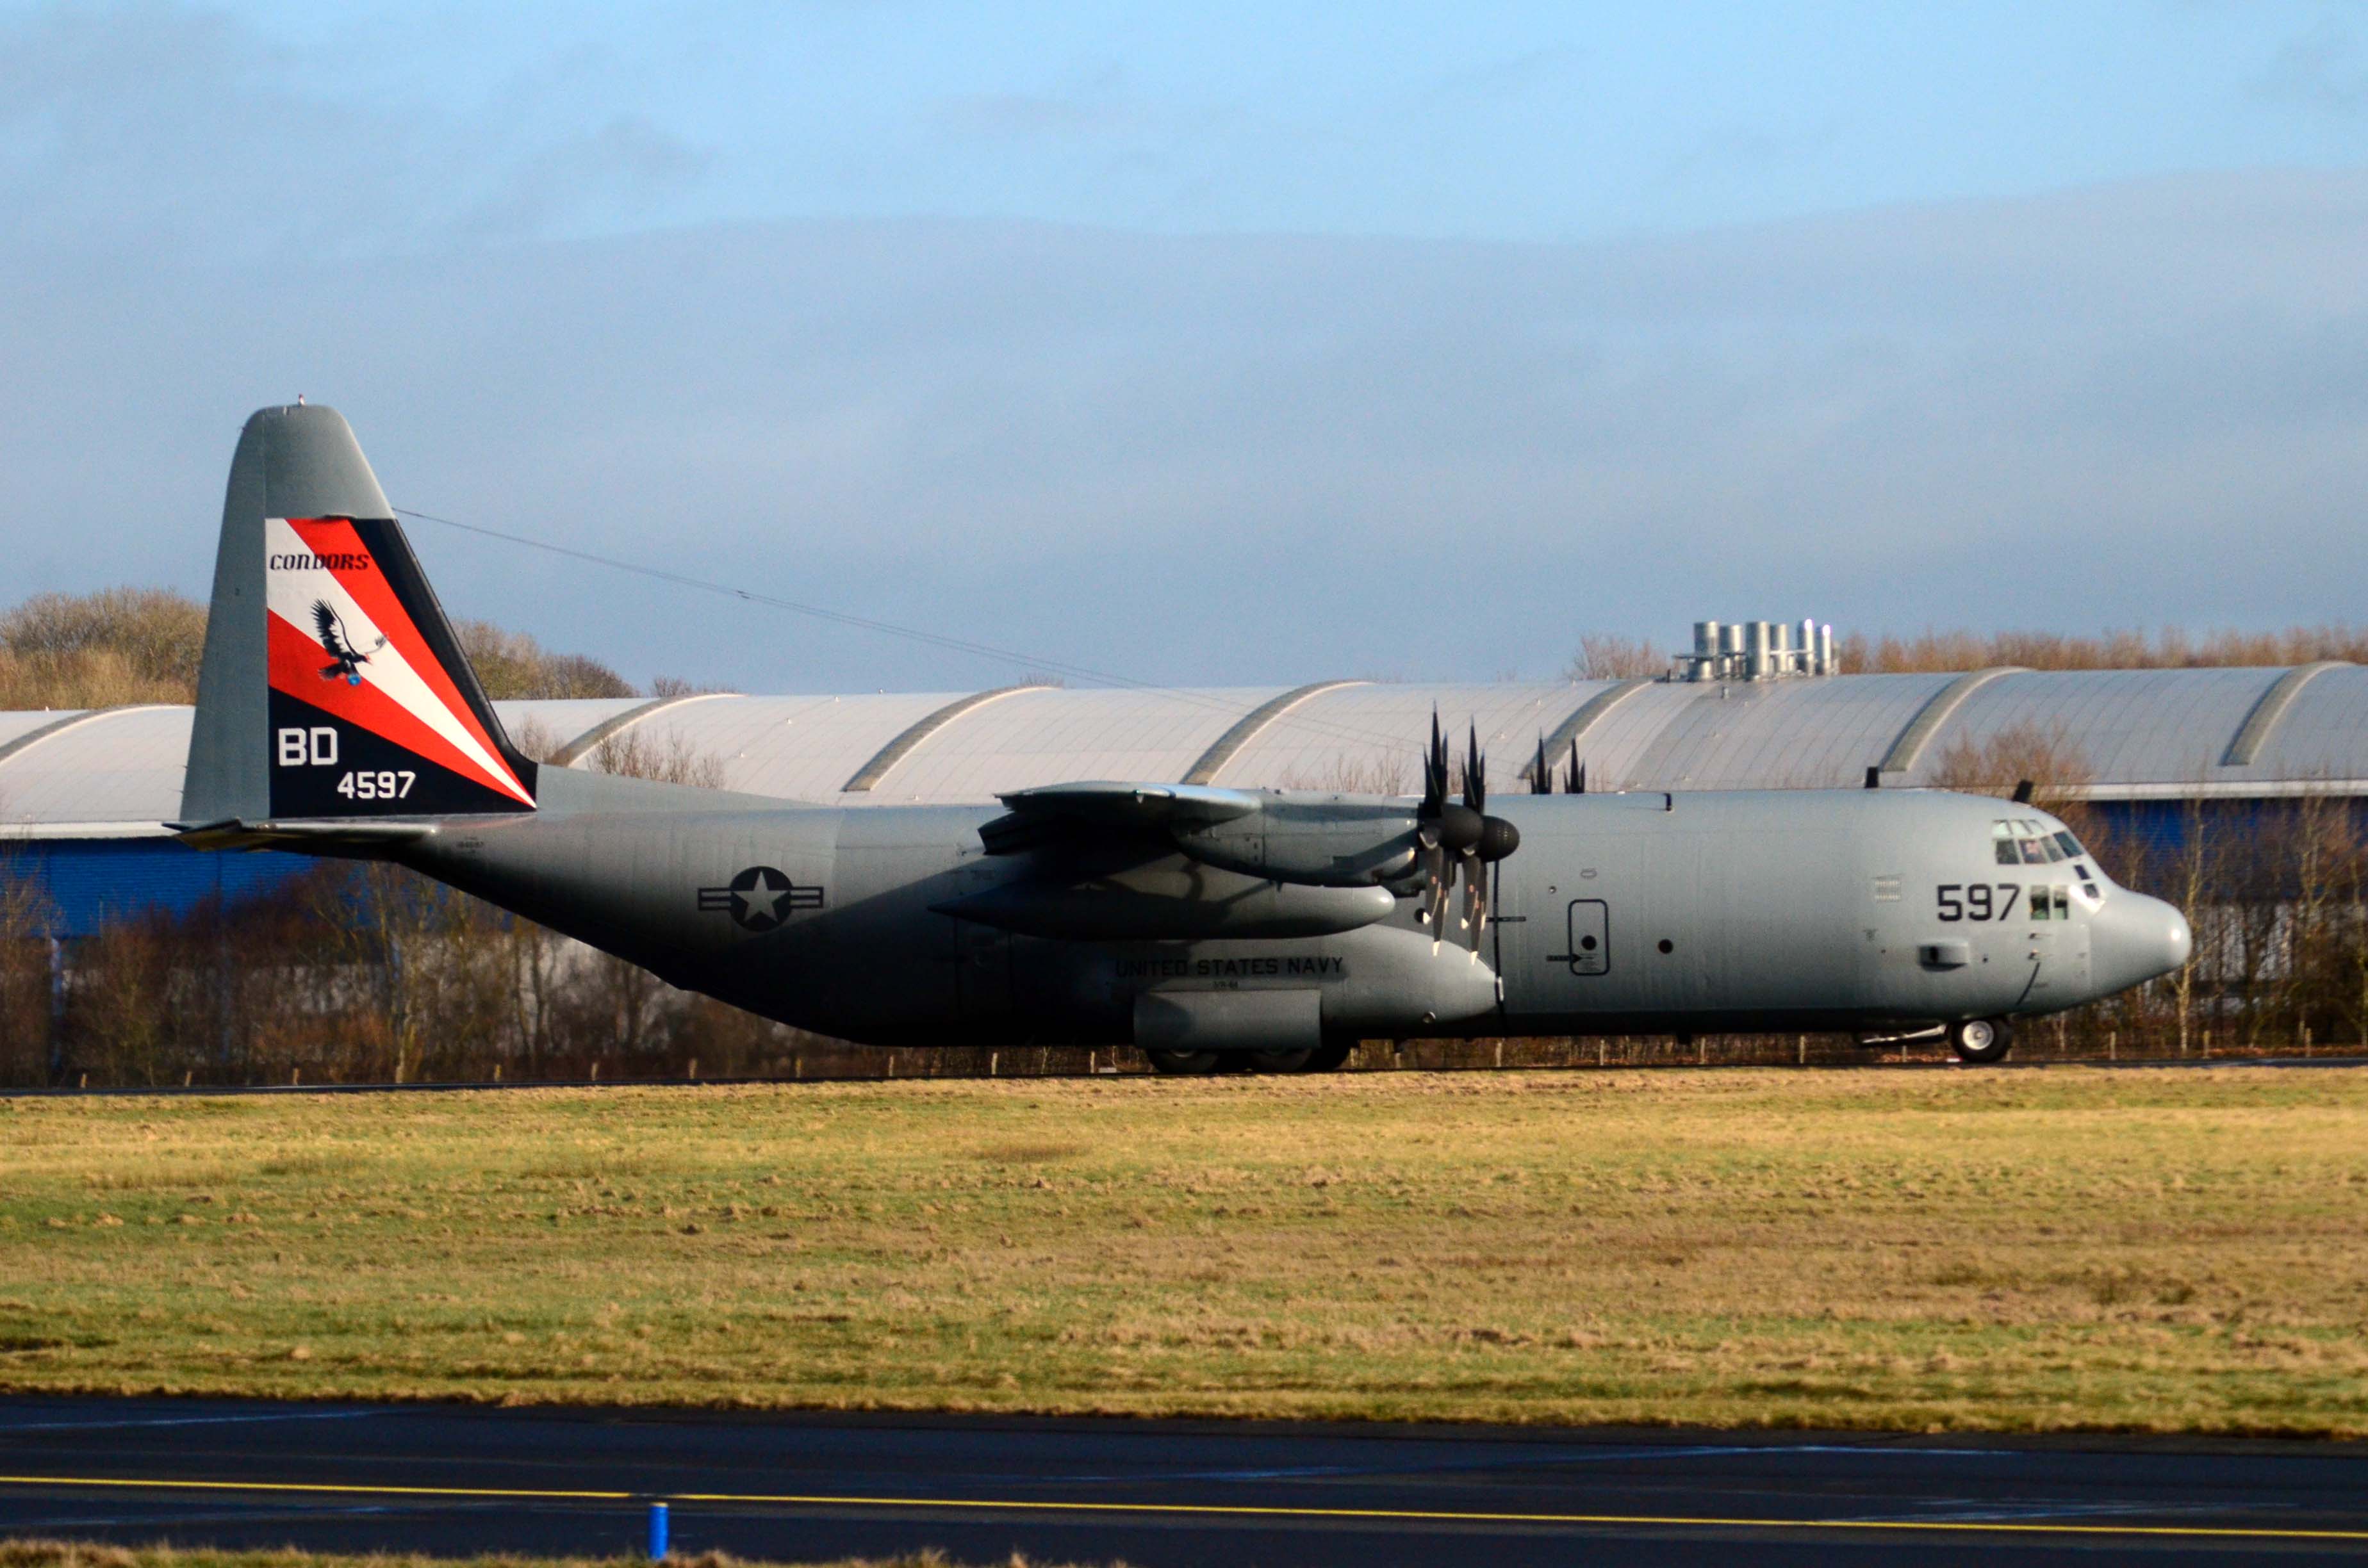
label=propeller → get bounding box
[1413,712,1520,954]
[1414,714,1461,943]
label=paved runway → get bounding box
[1,1397,2364,1565]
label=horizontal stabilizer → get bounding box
[170,817,440,853]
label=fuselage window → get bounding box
[2032,886,2051,921]
[2052,885,2071,918]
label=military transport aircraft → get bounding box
[172,405,2192,1071]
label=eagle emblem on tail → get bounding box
[311,601,385,685]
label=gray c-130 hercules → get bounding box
[172,405,2193,1070]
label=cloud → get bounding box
[2253,15,2368,114]
[1401,45,1582,112]
[929,65,1136,142]
[3,168,2366,693]
[458,115,716,241]
[0,1,711,261]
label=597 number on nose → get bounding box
[1936,883,2021,921]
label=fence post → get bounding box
[646,1501,668,1560]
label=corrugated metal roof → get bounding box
[0,712,67,750]
[2239,664,2368,784]
[3,665,2363,838]
[1613,674,1955,790]
[490,698,646,760]
[0,708,197,831]
[1219,684,1578,793]
[846,687,1259,803]
[633,692,966,802]
[1926,669,2264,787]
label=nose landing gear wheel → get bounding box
[1949,1017,2014,1064]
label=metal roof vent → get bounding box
[1673,619,1834,683]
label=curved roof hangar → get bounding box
[2,664,2362,839]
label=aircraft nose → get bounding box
[2091,892,2192,996]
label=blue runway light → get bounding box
[647,1500,668,1560]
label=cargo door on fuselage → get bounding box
[1565,897,1609,976]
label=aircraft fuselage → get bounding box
[402,771,2190,1051]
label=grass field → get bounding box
[1,1068,2364,1436]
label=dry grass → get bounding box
[0,1544,1090,1568]
[0,1070,2363,1435]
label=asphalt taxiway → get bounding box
[1,1396,2364,1565]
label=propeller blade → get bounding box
[1533,734,1549,795]
[1464,724,1485,813]
[1423,843,1451,951]
[1422,710,1449,817]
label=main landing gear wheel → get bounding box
[1300,1040,1355,1073]
[1142,1046,1320,1075]
[1949,1017,2015,1065]
[1143,1048,1222,1075]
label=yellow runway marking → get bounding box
[1,1472,2364,1544]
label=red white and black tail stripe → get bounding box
[264,516,536,818]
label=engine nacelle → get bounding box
[1167,797,1422,887]
[935,854,1399,940]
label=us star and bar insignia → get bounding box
[698,865,825,931]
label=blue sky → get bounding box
[115,0,2368,245]
[4,3,2368,690]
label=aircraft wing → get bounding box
[978,781,1262,854]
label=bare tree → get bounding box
[1565,633,1666,683]
[2166,792,2217,1056]
[1927,721,2100,849]
[0,843,57,1082]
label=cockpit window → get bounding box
[2021,819,2066,862]
[2053,829,2084,859]
[1995,818,2071,863]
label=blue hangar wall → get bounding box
[6,841,318,940]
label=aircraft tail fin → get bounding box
[178,405,538,835]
